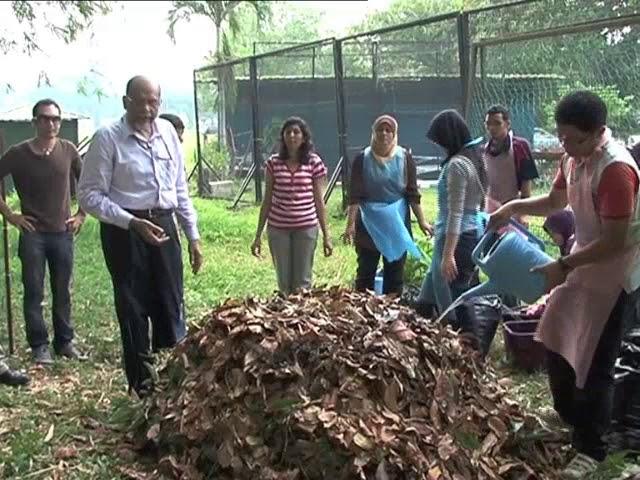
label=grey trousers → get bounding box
[267,225,319,295]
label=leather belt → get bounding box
[125,208,174,219]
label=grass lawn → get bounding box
[0,187,632,478]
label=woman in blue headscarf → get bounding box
[415,110,488,322]
[344,114,432,295]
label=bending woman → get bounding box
[415,110,488,322]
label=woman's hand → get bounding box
[251,237,262,258]
[342,222,356,245]
[418,220,433,237]
[441,254,458,283]
[323,237,333,257]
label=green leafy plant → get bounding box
[543,82,637,138]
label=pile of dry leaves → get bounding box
[130,287,567,479]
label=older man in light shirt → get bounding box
[78,75,203,397]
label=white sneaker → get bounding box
[561,453,600,479]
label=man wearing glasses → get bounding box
[78,76,203,398]
[0,99,85,365]
[489,91,640,478]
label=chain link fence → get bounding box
[341,15,462,186]
[467,12,640,187]
[193,0,640,207]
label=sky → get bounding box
[1,0,391,101]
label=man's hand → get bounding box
[7,213,37,232]
[531,261,568,292]
[65,214,86,235]
[487,204,514,231]
[129,218,169,246]
[188,239,203,274]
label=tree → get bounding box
[543,82,636,137]
[167,1,273,148]
[3,1,111,55]
[2,1,111,90]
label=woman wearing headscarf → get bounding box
[415,110,488,322]
[543,209,576,257]
[344,115,432,295]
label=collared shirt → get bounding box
[78,116,199,240]
[484,133,539,190]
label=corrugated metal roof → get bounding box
[0,105,90,122]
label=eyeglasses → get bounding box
[558,134,592,147]
[36,114,62,123]
[126,96,161,109]
[558,130,593,147]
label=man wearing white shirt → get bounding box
[78,76,203,396]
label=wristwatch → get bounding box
[557,256,573,272]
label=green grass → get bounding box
[0,187,634,478]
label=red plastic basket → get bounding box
[502,318,546,372]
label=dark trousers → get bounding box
[100,214,185,394]
[355,245,406,295]
[546,290,629,461]
[18,231,74,350]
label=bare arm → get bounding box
[0,150,36,232]
[410,202,428,227]
[511,187,567,217]
[254,171,274,241]
[70,145,85,217]
[344,153,365,244]
[313,175,333,256]
[489,186,568,230]
[565,217,628,268]
[312,176,330,240]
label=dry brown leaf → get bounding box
[129,288,566,479]
[54,446,78,460]
[44,424,54,443]
[353,432,375,451]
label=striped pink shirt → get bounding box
[266,153,327,229]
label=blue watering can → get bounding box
[458,220,554,304]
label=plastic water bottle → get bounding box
[374,270,383,295]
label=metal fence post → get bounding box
[0,131,13,355]
[249,57,263,203]
[192,70,205,197]
[457,12,471,118]
[333,39,349,210]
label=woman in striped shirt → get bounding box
[252,117,332,294]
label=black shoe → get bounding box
[55,343,87,361]
[0,369,30,386]
[32,345,54,365]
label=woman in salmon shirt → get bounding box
[252,117,332,295]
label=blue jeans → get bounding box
[418,229,480,323]
[18,231,75,350]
